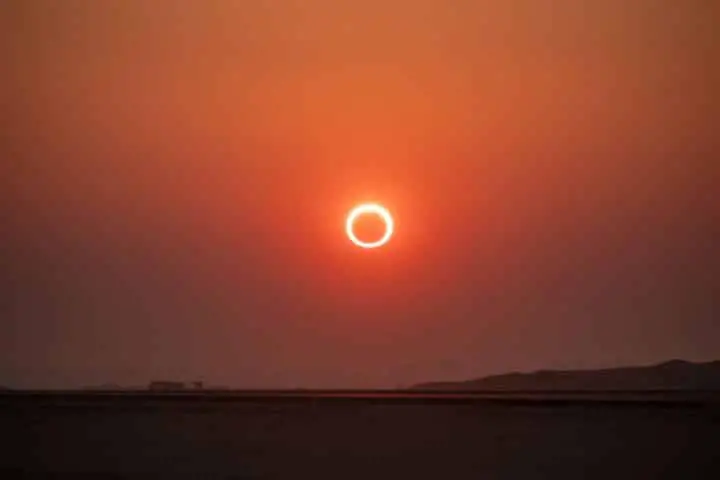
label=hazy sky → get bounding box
[4,0,719,388]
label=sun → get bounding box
[346,203,394,249]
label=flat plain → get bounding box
[1,392,719,479]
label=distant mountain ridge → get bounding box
[412,360,720,391]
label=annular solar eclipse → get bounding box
[346,203,394,249]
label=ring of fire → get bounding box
[346,203,394,249]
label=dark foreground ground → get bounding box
[1,392,719,479]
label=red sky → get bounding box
[4,0,719,388]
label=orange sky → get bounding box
[4,0,719,388]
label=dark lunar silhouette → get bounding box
[412,359,720,391]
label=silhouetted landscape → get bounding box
[2,379,720,478]
[412,359,720,391]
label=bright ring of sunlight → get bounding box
[346,203,394,249]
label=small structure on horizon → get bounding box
[148,381,186,391]
[148,380,207,391]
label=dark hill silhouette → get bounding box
[412,359,720,391]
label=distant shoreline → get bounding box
[2,389,719,410]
